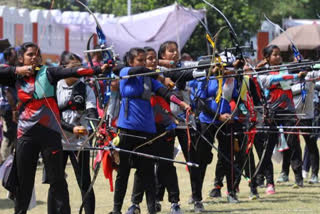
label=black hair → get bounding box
[144,46,156,53]
[262,45,280,58]
[3,47,17,66]
[18,42,41,58]
[124,47,145,66]
[60,51,82,66]
[3,47,15,61]
[17,42,41,66]
[158,41,178,60]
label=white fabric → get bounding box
[292,71,320,119]
[61,4,205,58]
[57,79,96,127]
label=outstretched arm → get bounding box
[47,64,111,84]
[0,65,33,86]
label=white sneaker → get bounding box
[302,170,309,179]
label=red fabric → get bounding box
[268,71,295,109]
[230,99,236,111]
[246,128,256,154]
[246,93,256,122]
[95,129,118,192]
[150,95,172,124]
[102,150,114,192]
[17,76,35,103]
[76,68,95,76]
[150,96,171,112]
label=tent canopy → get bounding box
[60,4,206,58]
[269,24,320,51]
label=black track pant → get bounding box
[131,129,180,204]
[201,123,236,194]
[64,150,95,214]
[15,124,70,214]
[233,130,257,191]
[254,132,276,185]
[282,119,318,177]
[113,128,156,214]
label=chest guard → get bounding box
[33,66,55,99]
[63,81,87,111]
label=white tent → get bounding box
[58,3,206,58]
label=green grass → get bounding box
[0,141,319,214]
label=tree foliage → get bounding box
[16,0,320,57]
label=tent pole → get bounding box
[127,0,131,16]
[203,7,211,55]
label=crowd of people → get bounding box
[0,40,319,214]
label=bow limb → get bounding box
[264,14,302,62]
[202,2,261,183]
[192,26,227,151]
[86,33,105,109]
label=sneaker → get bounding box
[194,201,204,213]
[155,201,161,212]
[293,180,303,189]
[266,184,275,195]
[249,189,259,200]
[308,174,319,184]
[126,204,140,214]
[276,172,289,183]
[188,196,194,204]
[302,170,309,179]
[170,203,183,214]
[227,194,239,204]
[209,187,221,198]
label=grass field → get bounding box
[0,141,319,214]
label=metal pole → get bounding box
[203,7,211,56]
[127,0,131,16]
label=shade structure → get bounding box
[269,24,320,51]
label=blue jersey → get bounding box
[117,67,163,133]
[197,78,238,124]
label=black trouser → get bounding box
[15,124,70,214]
[155,128,204,202]
[154,129,180,203]
[131,128,180,204]
[176,128,205,202]
[64,150,95,214]
[113,128,156,214]
[233,128,257,191]
[275,118,303,182]
[282,119,318,177]
[254,131,276,185]
[201,123,236,194]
